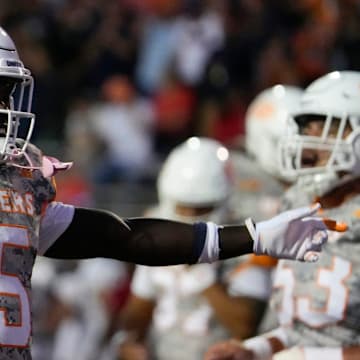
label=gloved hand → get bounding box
[246,203,327,262]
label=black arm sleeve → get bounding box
[44,207,253,266]
[218,225,254,259]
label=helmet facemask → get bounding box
[0,73,35,162]
[279,113,359,177]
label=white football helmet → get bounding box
[279,71,360,178]
[0,27,34,160]
[157,137,233,223]
[245,84,303,182]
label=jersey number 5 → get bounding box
[0,225,31,347]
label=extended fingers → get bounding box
[323,218,348,232]
[281,203,322,223]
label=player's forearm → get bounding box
[121,219,253,265]
[241,327,288,359]
[218,225,254,260]
[202,283,265,339]
[44,207,253,265]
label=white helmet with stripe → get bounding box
[245,84,303,182]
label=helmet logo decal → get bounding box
[250,101,276,120]
[5,60,22,67]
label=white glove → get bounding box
[245,203,327,262]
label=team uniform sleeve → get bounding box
[38,202,75,255]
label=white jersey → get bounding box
[132,263,230,360]
[271,186,360,346]
[134,203,232,360]
[132,256,276,360]
[0,143,74,360]
[132,198,275,360]
[131,252,276,360]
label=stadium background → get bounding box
[2,0,358,216]
[2,2,360,359]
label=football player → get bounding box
[116,137,272,360]
[205,70,360,360]
[0,26,330,359]
[231,84,304,336]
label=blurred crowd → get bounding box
[2,1,360,360]
[1,0,360,185]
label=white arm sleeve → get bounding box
[38,202,75,255]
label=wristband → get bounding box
[267,327,289,348]
[243,327,289,360]
[245,217,257,242]
[245,217,260,254]
[242,336,272,360]
[196,222,221,263]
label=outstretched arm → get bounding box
[43,203,329,265]
[43,207,253,265]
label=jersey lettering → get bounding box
[0,191,34,216]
